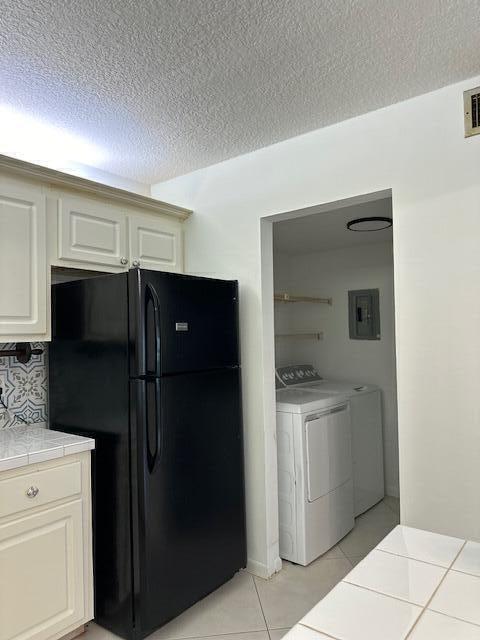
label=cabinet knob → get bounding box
[120,257,128,266]
[26,486,39,498]
[132,259,140,268]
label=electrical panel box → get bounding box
[348,289,380,340]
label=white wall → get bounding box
[152,76,480,576]
[274,242,398,497]
[67,162,151,196]
[273,252,296,366]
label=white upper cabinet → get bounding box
[0,177,48,340]
[53,197,184,273]
[57,195,128,270]
[0,157,190,341]
[129,213,183,273]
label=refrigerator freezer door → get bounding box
[130,368,246,637]
[129,269,240,377]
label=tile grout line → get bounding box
[374,546,459,569]
[365,543,464,575]
[403,539,468,639]
[447,566,480,580]
[251,574,272,639]
[340,578,441,608]
[297,621,341,640]
[425,608,480,630]
[335,543,354,568]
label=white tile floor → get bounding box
[291,523,480,640]
[302,580,422,640]
[85,497,400,640]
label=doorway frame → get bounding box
[259,188,394,577]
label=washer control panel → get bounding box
[276,364,323,387]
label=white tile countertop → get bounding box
[0,425,95,471]
[286,525,480,640]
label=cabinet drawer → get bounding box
[0,461,81,519]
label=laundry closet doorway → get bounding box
[261,189,400,575]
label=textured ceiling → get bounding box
[1,0,479,184]
[273,198,393,254]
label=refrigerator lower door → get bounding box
[130,368,246,638]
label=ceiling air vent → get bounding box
[464,87,480,137]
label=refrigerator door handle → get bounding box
[146,379,163,473]
[144,283,161,377]
[153,379,163,472]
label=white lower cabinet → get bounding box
[0,177,48,341]
[0,454,93,640]
[0,501,85,640]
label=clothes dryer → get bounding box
[277,365,385,517]
[276,386,354,565]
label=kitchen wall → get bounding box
[274,242,398,497]
[152,75,480,577]
[0,343,48,429]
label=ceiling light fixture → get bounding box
[346,216,393,232]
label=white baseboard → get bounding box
[246,558,270,579]
[273,555,282,574]
[386,484,400,499]
[246,555,282,579]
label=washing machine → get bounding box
[277,364,385,517]
[276,386,354,565]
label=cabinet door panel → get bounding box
[0,179,47,336]
[129,214,183,272]
[0,501,84,640]
[58,196,127,269]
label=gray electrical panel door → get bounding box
[348,289,380,340]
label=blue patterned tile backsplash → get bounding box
[0,343,48,429]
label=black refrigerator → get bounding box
[49,269,246,640]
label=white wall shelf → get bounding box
[274,292,332,305]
